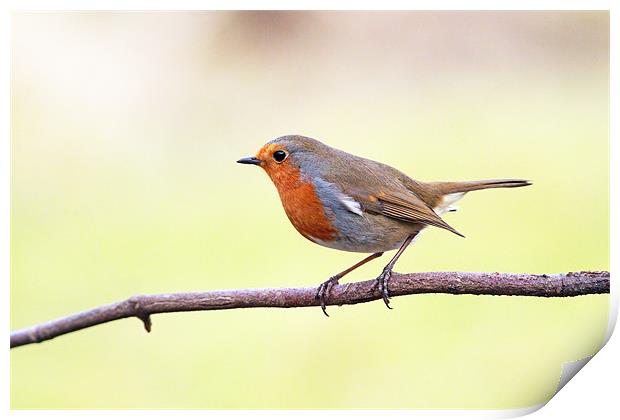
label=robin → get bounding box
[237,135,531,315]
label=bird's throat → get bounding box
[266,165,337,242]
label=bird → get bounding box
[237,135,531,315]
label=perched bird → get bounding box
[237,135,531,315]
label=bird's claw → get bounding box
[375,269,393,309]
[315,276,339,317]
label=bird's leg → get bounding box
[375,232,419,309]
[316,252,384,316]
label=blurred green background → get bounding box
[11,11,609,409]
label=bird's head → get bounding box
[237,135,329,188]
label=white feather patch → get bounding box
[338,193,364,216]
[434,192,466,215]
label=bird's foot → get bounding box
[315,276,340,317]
[374,268,393,309]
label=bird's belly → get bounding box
[307,235,405,253]
[311,212,422,253]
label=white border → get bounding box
[2,1,616,419]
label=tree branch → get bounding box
[10,271,609,349]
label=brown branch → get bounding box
[10,271,609,349]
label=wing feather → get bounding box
[381,196,464,237]
[355,190,464,237]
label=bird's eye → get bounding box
[273,150,287,162]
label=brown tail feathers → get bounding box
[431,179,532,195]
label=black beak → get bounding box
[236,157,262,165]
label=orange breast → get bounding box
[266,164,337,242]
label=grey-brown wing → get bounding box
[321,150,463,237]
[374,191,463,237]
